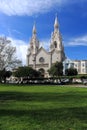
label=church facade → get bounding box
[26,16,65,77]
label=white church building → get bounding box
[26,16,87,76]
[26,16,65,77]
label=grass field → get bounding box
[0,84,87,130]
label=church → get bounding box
[26,16,66,77]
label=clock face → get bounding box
[39,57,44,63]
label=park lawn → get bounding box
[0,84,87,130]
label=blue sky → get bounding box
[0,0,87,64]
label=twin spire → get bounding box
[32,15,59,34]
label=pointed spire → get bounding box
[54,14,59,29]
[32,22,36,34]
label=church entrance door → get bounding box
[39,68,45,77]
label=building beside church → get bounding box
[63,59,87,75]
[26,16,65,77]
[73,60,87,74]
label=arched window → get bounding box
[54,41,57,48]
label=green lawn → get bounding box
[0,84,87,130]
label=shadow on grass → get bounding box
[0,91,87,129]
[0,107,87,123]
[0,91,87,102]
[0,91,87,122]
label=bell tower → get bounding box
[50,15,65,62]
[29,23,39,55]
[27,23,40,69]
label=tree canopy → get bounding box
[0,69,12,83]
[13,66,41,78]
[48,62,63,77]
[65,68,78,76]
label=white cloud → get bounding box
[65,35,87,46]
[8,37,28,65]
[0,0,72,16]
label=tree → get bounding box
[48,62,63,77]
[0,69,12,83]
[0,36,21,71]
[65,68,78,76]
[13,66,41,78]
